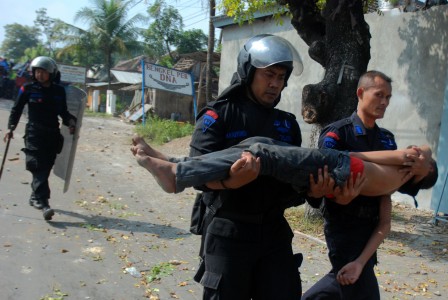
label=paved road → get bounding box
[1,98,447,300]
[0,100,202,299]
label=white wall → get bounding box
[218,6,448,210]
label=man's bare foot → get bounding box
[131,134,169,161]
[135,149,177,193]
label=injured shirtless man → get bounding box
[130,136,437,201]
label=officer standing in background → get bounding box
[3,56,77,221]
[189,34,308,299]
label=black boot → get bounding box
[41,199,54,221]
[29,196,44,209]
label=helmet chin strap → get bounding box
[245,85,280,108]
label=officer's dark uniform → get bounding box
[303,111,397,300]
[189,82,304,300]
[7,81,76,207]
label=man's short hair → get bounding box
[358,70,392,89]
[420,159,439,190]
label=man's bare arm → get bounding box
[337,195,392,285]
[350,148,417,165]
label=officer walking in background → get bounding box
[3,56,77,221]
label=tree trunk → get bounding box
[206,0,216,105]
[280,0,372,219]
[284,0,371,127]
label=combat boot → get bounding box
[41,199,54,221]
[29,196,44,209]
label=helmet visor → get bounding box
[247,35,303,76]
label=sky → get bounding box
[0,0,212,47]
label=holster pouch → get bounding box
[200,271,222,291]
[294,252,304,269]
[190,193,206,235]
[193,258,205,283]
[23,149,39,171]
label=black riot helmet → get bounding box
[236,34,303,87]
[30,56,60,82]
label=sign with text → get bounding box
[144,63,193,96]
[59,64,86,84]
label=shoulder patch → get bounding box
[205,110,218,120]
[325,132,340,140]
[202,110,219,133]
[322,131,340,149]
[18,85,25,96]
[355,125,364,135]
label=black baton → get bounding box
[0,130,13,181]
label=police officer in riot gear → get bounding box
[3,56,76,221]
[188,34,309,300]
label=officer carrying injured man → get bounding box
[131,34,368,300]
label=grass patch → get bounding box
[40,287,68,300]
[134,117,194,145]
[284,206,324,236]
[146,262,175,283]
[84,111,114,118]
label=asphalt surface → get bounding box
[0,100,203,300]
[1,98,447,300]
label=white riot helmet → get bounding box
[237,34,303,86]
[31,56,59,81]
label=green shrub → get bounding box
[134,116,194,145]
[84,110,114,118]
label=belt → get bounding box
[215,209,283,224]
[27,122,60,132]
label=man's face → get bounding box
[34,68,51,85]
[250,65,287,107]
[357,76,392,124]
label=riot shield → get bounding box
[53,86,86,192]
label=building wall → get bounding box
[218,7,448,210]
[154,90,195,123]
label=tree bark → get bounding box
[279,0,372,218]
[283,0,371,127]
[206,0,216,106]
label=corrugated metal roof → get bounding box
[86,82,126,87]
[110,70,142,84]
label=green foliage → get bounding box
[218,0,381,23]
[84,111,114,118]
[218,0,290,25]
[144,0,183,60]
[134,117,194,145]
[72,0,147,83]
[22,45,51,62]
[1,24,40,61]
[55,27,104,67]
[176,29,208,54]
[157,55,174,68]
[34,8,59,57]
[145,262,174,283]
[115,96,125,113]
